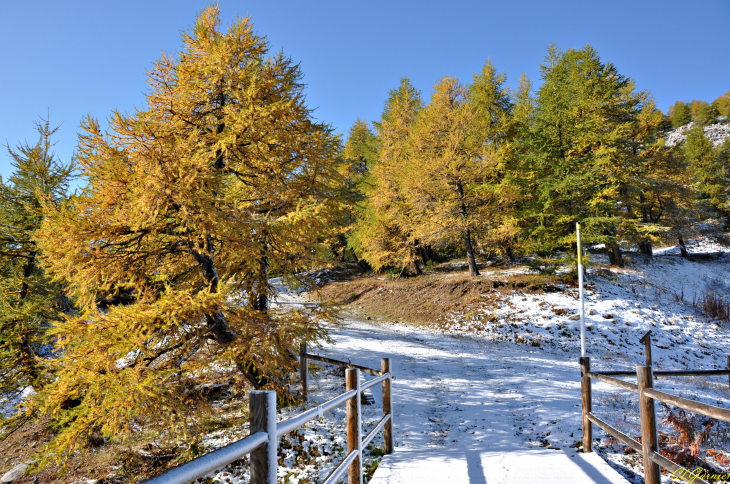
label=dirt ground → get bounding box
[315,261,565,326]
[0,415,185,483]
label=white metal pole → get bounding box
[356,369,363,484]
[577,223,586,357]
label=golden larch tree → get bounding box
[31,7,344,458]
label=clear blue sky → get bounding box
[1,0,728,179]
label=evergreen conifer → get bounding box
[0,117,74,402]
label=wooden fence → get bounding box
[580,356,730,484]
[144,349,393,484]
[299,343,393,455]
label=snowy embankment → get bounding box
[389,237,730,481]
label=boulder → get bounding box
[1,463,30,483]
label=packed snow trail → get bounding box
[314,315,630,483]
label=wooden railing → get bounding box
[144,351,393,484]
[299,343,393,455]
[580,356,730,484]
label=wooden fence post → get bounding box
[250,390,277,484]
[637,365,661,484]
[382,358,393,454]
[639,330,652,366]
[346,368,362,484]
[580,356,592,452]
[299,342,308,402]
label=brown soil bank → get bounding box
[317,264,564,325]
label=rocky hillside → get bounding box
[666,119,730,146]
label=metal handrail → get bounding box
[277,389,358,437]
[144,363,393,484]
[144,431,268,484]
[322,448,360,484]
[362,372,390,391]
[363,414,392,449]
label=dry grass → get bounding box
[317,262,562,326]
[0,387,252,483]
[698,289,730,323]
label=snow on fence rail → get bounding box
[580,355,730,484]
[143,352,393,484]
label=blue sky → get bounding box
[1,0,728,179]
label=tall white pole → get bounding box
[577,223,586,357]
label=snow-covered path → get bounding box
[313,315,631,483]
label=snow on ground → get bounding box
[196,238,730,483]
[433,237,730,376]
[193,362,386,484]
[0,388,34,419]
[3,239,728,483]
[372,237,730,482]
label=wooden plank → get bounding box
[382,358,393,454]
[592,369,730,377]
[638,366,661,484]
[300,342,308,402]
[654,370,730,377]
[648,452,710,484]
[305,353,382,376]
[346,368,362,484]
[643,388,730,423]
[587,371,639,393]
[586,413,642,453]
[580,357,592,452]
[592,371,636,376]
[250,391,276,484]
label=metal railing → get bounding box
[580,356,730,484]
[144,355,394,484]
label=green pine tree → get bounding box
[671,101,692,128]
[712,90,730,118]
[695,102,720,126]
[685,124,729,221]
[0,117,74,402]
[352,77,426,274]
[515,45,647,266]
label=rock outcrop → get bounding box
[665,119,730,147]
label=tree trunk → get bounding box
[417,244,435,265]
[252,241,269,311]
[464,228,480,276]
[677,236,689,258]
[501,242,515,264]
[638,242,653,257]
[411,260,423,276]
[607,245,625,267]
[194,238,271,389]
[350,248,370,272]
[456,181,479,277]
[339,234,347,262]
[19,252,41,388]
